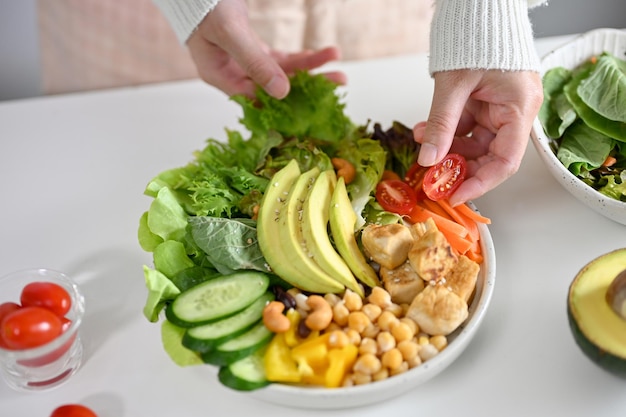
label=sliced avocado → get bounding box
[301,170,364,297]
[278,167,344,294]
[567,248,626,378]
[256,160,314,290]
[328,176,379,289]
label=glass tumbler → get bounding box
[0,268,85,391]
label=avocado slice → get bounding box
[278,167,345,294]
[328,176,379,289]
[567,248,626,378]
[257,160,343,294]
[301,170,364,297]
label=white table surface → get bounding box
[1,34,625,417]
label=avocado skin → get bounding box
[567,303,626,379]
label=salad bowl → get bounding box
[244,209,496,410]
[530,28,626,226]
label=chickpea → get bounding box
[397,339,419,361]
[343,289,363,312]
[359,337,378,356]
[347,311,371,334]
[389,360,409,376]
[262,301,290,333]
[368,286,392,309]
[332,301,350,327]
[377,310,399,332]
[328,330,350,348]
[381,348,404,371]
[361,323,380,339]
[362,303,382,322]
[430,335,448,351]
[353,353,382,375]
[345,329,362,345]
[418,343,439,361]
[305,295,333,331]
[390,321,414,342]
[372,368,390,382]
[376,331,396,353]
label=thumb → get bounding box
[418,74,470,166]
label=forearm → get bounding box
[152,0,223,43]
[429,0,548,75]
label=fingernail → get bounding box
[418,143,438,166]
[265,75,289,99]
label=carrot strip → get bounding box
[466,249,484,264]
[407,205,468,238]
[455,202,492,224]
[435,199,480,242]
[440,229,473,255]
[420,199,452,220]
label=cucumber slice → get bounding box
[218,348,270,391]
[201,321,273,366]
[166,271,270,327]
[182,292,274,352]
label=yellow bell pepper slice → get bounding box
[325,344,358,388]
[263,333,301,383]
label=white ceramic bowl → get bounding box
[248,211,496,409]
[530,28,626,226]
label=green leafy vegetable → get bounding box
[539,52,626,202]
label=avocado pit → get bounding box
[607,269,626,321]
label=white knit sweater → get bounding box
[152,0,548,73]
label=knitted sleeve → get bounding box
[429,0,548,75]
[152,0,223,43]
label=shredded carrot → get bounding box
[454,202,491,224]
[602,156,617,167]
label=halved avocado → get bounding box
[567,248,626,378]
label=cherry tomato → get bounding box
[50,404,98,417]
[0,302,21,349]
[1,306,63,349]
[21,281,72,317]
[404,162,430,199]
[375,179,418,215]
[422,153,467,201]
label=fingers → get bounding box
[417,71,475,167]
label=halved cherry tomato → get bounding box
[50,404,98,417]
[21,281,71,317]
[1,306,63,350]
[375,179,418,215]
[404,162,429,199]
[422,153,467,201]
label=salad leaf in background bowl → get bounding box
[531,28,626,226]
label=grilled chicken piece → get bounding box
[408,222,457,282]
[406,284,468,335]
[361,223,414,270]
[380,260,425,304]
[446,255,480,303]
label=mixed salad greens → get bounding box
[137,71,419,325]
[539,52,626,202]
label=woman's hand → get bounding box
[415,69,543,206]
[186,0,346,99]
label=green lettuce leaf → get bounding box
[142,265,181,322]
[160,320,203,367]
[189,217,268,275]
[578,53,626,123]
[232,71,354,143]
[557,121,614,175]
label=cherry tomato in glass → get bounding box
[21,281,72,317]
[0,302,21,349]
[1,306,63,349]
[375,179,418,215]
[50,404,98,417]
[422,153,467,201]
